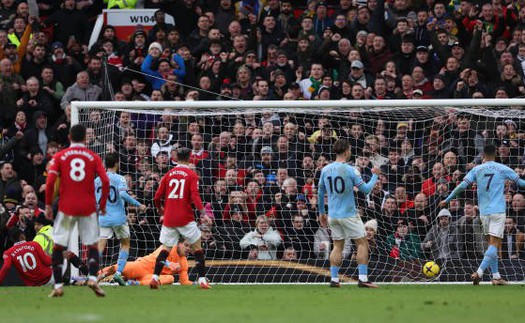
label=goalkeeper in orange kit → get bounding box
[99,242,192,286]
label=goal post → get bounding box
[71,99,525,283]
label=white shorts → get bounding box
[99,224,130,240]
[53,212,99,246]
[480,213,506,239]
[328,216,365,240]
[159,222,201,247]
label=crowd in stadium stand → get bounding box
[1,0,525,266]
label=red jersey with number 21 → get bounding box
[154,164,204,227]
[45,144,109,216]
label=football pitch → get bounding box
[1,284,523,323]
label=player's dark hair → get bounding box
[105,152,119,168]
[8,228,24,243]
[177,147,191,162]
[70,124,87,143]
[484,144,496,157]
[333,139,350,155]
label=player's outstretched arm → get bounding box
[444,181,469,204]
[120,190,142,207]
[0,254,12,284]
[515,178,525,188]
[356,167,380,195]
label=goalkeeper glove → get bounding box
[161,261,181,273]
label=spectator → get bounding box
[18,147,45,187]
[381,146,406,192]
[299,62,324,99]
[19,111,52,163]
[385,219,422,260]
[421,209,460,261]
[363,134,388,168]
[0,58,25,127]
[240,215,282,260]
[406,192,432,239]
[282,246,298,261]
[60,71,102,110]
[377,196,400,237]
[43,0,90,47]
[421,162,447,197]
[509,193,525,232]
[150,125,176,158]
[16,77,56,124]
[141,43,186,90]
[40,66,65,109]
[0,162,21,203]
[501,217,524,259]
[284,214,314,259]
[360,219,382,260]
[456,199,485,259]
[443,114,484,169]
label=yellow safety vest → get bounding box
[33,225,54,256]
[105,0,137,9]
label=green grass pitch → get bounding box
[1,284,523,323]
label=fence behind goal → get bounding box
[72,100,525,283]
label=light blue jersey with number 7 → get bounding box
[446,161,524,216]
[318,162,378,219]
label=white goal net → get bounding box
[72,99,525,283]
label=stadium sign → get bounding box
[103,9,175,40]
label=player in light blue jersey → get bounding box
[441,144,525,285]
[318,139,381,288]
[95,153,146,285]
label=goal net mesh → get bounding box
[75,102,525,283]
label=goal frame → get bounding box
[71,99,525,125]
[69,99,525,284]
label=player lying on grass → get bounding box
[441,144,525,285]
[95,152,147,286]
[98,242,191,286]
[0,229,53,286]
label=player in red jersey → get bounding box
[0,230,53,286]
[45,124,110,297]
[151,147,210,289]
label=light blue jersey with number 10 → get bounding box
[95,172,141,227]
[446,161,525,216]
[318,162,378,219]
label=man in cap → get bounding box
[422,209,460,262]
[348,60,373,89]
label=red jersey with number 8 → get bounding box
[45,144,109,216]
[0,241,52,286]
[154,164,204,227]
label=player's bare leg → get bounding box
[191,239,210,289]
[150,245,170,289]
[329,240,344,287]
[354,237,378,288]
[49,244,66,297]
[86,245,105,297]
